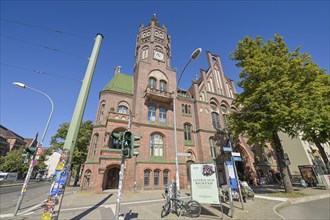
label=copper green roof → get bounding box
[102,73,133,94]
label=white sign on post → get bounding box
[190,163,220,204]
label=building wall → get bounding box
[80,16,266,193]
[279,131,329,179]
[44,151,61,178]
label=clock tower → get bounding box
[132,15,176,122]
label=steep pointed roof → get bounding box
[148,13,161,27]
[102,73,133,94]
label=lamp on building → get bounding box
[13,82,54,216]
[173,48,202,199]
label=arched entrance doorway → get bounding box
[104,167,120,189]
[82,169,91,190]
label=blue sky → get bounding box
[1,1,329,148]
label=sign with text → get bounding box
[190,163,220,204]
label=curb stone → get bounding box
[273,193,330,220]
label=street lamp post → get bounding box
[173,48,202,199]
[13,82,54,216]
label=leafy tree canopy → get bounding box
[228,34,329,144]
[49,120,93,166]
[0,148,29,175]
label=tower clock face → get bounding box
[154,51,164,61]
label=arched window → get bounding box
[144,169,151,186]
[210,138,217,158]
[154,169,160,186]
[160,80,167,92]
[163,169,170,186]
[149,77,157,89]
[97,101,106,121]
[90,133,99,157]
[184,123,192,141]
[142,46,149,59]
[159,107,167,123]
[150,134,164,156]
[117,101,129,114]
[211,112,221,129]
[221,105,228,126]
[148,106,156,121]
[118,106,128,114]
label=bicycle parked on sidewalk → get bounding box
[161,182,201,218]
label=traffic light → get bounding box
[130,134,141,158]
[111,131,123,149]
[122,131,132,158]
[22,133,38,163]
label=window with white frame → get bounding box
[184,123,192,141]
[148,106,156,121]
[159,107,167,123]
[150,134,164,156]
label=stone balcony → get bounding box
[144,86,173,103]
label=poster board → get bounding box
[225,161,238,189]
[298,165,318,186]
[190,163,220,204]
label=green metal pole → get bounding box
[42,33,103,220]
[64,33,103,163]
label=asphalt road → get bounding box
[0,181,51,213]
[278,197,330,220]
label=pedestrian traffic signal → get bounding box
[130,134,141,158]
[111,131,123,149]
[122,131,132,158]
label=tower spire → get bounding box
[149,13,160,27]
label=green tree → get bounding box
[49,120,93,185]
[0,148,29,177]
[294,70,330,172]
[228,34,329,193]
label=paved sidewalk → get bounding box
[2,184,329,220]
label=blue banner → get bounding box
[225,161,238,189]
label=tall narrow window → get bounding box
[163,170,169,186]
[142,47,149,59]
[154,170,160,186]
[210,138,217,158]
[144,170,150,186]
[91,133,99,157]
[149,77,157,89]
[221,105,228,127]
[148,106,156,121]
[97,101,105,121]
[159,107,167,123]
[184,123,192,141]
[150,134,164,156]
[160,80,167,92]
[181,104,185,113]
[211,112,221,129]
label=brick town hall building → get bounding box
[81,15,277,193]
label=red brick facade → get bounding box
[81,16,277,193]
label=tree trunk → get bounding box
[272,132,294,193]
[74,164,81,186]
[312,135,330,174]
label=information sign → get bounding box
[190,163,220,204]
